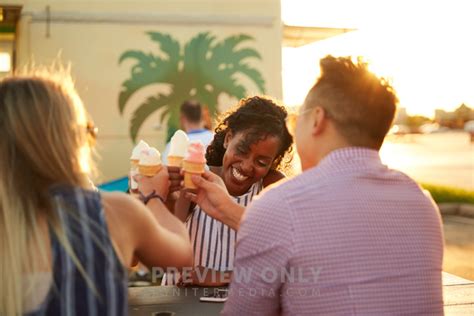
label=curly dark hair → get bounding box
[206,96,293,171]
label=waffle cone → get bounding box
[167,156,184,167]
[130,159,139,167]
[183,160,205,189]
[184,172,200,189]
[183,160,205,173]
[138,164,162,177]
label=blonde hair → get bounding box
[0,70,95,315]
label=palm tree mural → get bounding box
[118,32,266,142]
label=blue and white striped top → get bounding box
[187,180,263,271]
[27,186,127,316]
[163,179,263,285]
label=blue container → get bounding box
[98,176,128,192]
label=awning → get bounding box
[283,25,355,47]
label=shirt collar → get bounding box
[313,146,382,175]
[187,129,208,135]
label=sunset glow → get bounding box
[282,0,474,117]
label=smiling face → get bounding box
[222,131,281,196]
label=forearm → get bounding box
[147,198,189,241]
[174,193,192,222]
[220,202,245,231]
[165,192,178,213]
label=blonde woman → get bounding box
[0,73,192,315]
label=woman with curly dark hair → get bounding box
[206,96,293,194]
[165,96,293,286]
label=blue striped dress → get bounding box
[163,180,263,285]
[27,185,127,316]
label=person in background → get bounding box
[187,56,444,315]
[0,72,192,315]
[162,100,214,165]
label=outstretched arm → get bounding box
[103,167,192,269]
[184,170,245,231]
[173,191,194,222]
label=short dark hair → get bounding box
[206,96,293,171]
[180,100,202,123]
[305,55,398,149]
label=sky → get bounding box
[281,0,474,117]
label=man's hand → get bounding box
[168,166,183,194]
[184,170,245,231]
[135,167,170,201]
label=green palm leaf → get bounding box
[159,108,170,123]
[231,48,262,63]
[211,34,254,64]
[233,63,266,93]
[119,31,266,142]
[119,50,155,65]
[129,94,169,142]
[146,32,180,65]
[165,110,181,143]
[157,93,185,142]
[118,34,180,114]
[203,33,265,100]
[181,32,223,117]
[118,51,159,114]
[183,32,215,76]
[196,89,220,117]
[205,69,247,99]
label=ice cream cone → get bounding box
[167,155,184,168]
[130,159,139,167]
[129,160,141,190]
[138,147,162,177]
[183,160,205,189]
[167,130,189,167]
[138,164,163,177]
[182,141,206,189]
[130,140,150,161]
[130,140,150,188]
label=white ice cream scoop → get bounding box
[139,147,162,166]
[168,130,190,158]
[130,140,150,161]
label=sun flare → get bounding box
[282,0,474,118]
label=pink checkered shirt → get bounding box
[223,147,444,315]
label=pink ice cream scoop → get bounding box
[183,141,206,189]
[184,141,206,163]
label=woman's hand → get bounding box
[185,170,245,231]
[135,167,170,200]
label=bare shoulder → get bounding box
[101,191,142,213]
[102,191,137,206]
[100,192,146,266]
[100,191,148,227]
[263,169,286,188]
